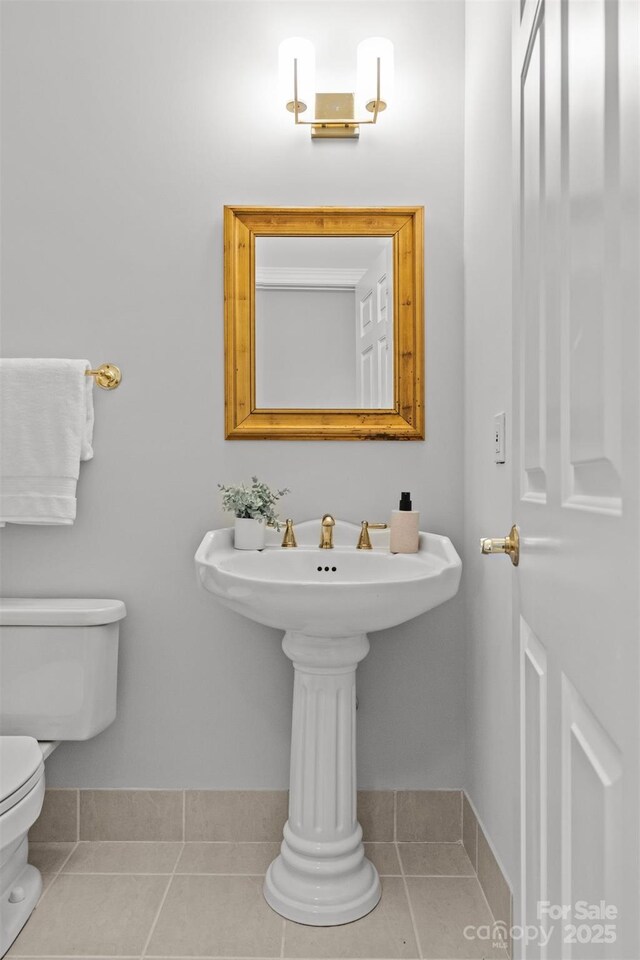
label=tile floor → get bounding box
[8,840,507,959]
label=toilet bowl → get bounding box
[0,737,45,953]
[0,598,126,956]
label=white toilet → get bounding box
[0,598,126,956]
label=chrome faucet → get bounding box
[319,514,336,549]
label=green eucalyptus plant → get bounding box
[218,476,290,531]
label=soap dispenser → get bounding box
[389,492,419,554]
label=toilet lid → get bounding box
[0,598,126,626]
[0,737,44,805]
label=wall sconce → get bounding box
[278,36,394,140]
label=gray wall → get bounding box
[463,0,518,886]
[0,0,466,789]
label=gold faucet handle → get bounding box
[281,518,297,548]
[357,521,388,550]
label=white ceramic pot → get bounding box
[234,517,265,550]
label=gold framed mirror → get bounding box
[224,206,424,440]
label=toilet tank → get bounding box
[0,599,126,740]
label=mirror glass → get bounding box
[255,236,394,409]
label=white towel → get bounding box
[0,359,94,524]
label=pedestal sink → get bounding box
[195,519,461,926]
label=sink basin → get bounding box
[196,519,461,637]
[195,518,461,927]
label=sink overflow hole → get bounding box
[316,566,338,573]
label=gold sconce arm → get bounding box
[368,56,384,122]
[291,57,386,139]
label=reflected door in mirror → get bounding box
[356,246,393,407]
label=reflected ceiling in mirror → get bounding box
[255,237,393,409]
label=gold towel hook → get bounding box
[85,363,122,390]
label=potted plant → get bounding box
[218,476,290,550]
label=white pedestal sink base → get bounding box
[264,632,381,926]
[264,839,381,926]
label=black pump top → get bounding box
[399,492,412,511]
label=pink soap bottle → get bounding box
[389,491,419,554]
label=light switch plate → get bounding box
[494,412,506,463]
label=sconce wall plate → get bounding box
[312,94,359,139]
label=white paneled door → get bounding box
[513,1,639,958]
[355,247,393,408]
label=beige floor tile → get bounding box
[80,790,183,841]
[176,841,280,874]
[185,791,288,841]
[62,841,183,874]
[363,842,402,875]
[398,842,474,876]
[406,876,508,959]
[146,874,283,957]
[29,790,78,842]
[28,842,76,874]
[283,877,418,958]
[357,791,395,841]
[396,791,462,842]
[37,873,56,896]
[7,873,168,957]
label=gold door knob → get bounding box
[480,524,520,566]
